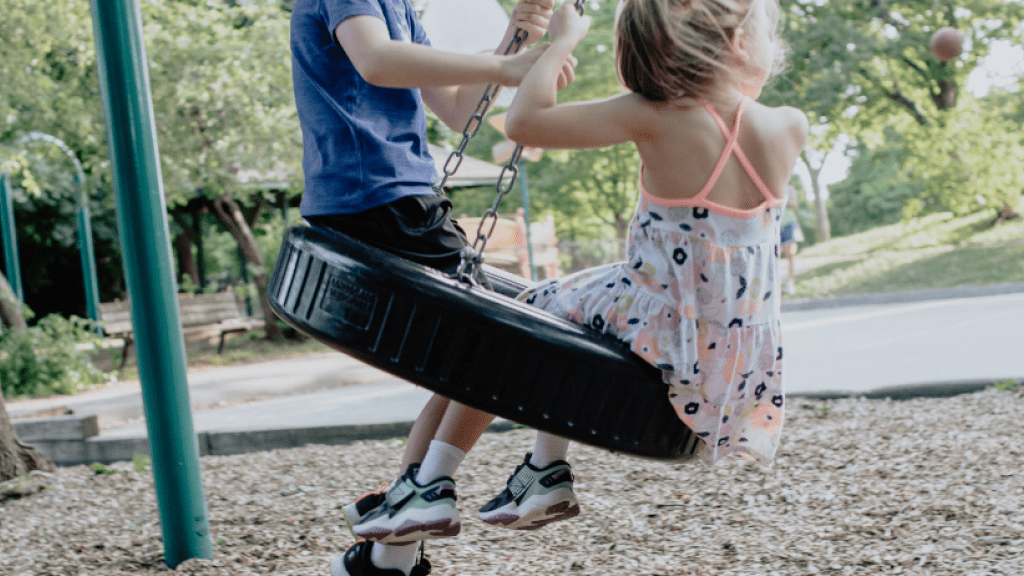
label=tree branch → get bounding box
[900,56,938,98]
[856,67,928,125]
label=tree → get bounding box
[2,0,302,338]
[827,130,924,236]
[0,388,55,484]
[762,0,1024,234]
[142,0,300,339]
[0,271,54,483]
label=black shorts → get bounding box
[306,194,491,287]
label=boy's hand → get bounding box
[509,0,555,46]
[548,1,590,47]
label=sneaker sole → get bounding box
[342,502,361,540]
[354,508,461,545]
[479,489,580,531]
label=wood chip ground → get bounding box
[3,387,1023,575]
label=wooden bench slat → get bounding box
[98,292,262,361]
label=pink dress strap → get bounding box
[697,98,778,204]
[640,98,786,218]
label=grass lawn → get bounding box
[791,198,1024,299]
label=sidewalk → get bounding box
[10,283,1024,466]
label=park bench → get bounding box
[98,292,264,368]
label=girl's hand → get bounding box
[501,44,578,90]
[509,0,555,46]
[548,1,590,47]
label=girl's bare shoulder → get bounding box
[748,102,809,146]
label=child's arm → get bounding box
[336,0,574,130]
[421,0,578,131]
[505,3,658,150]
[336,16,535,89]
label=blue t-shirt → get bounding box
[291,0,438,216]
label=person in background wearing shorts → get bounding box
[289,0,576,574]
[781,185,805,294]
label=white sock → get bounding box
[529,433,570,468]
[415,440,466,485]
[369,541,418,575]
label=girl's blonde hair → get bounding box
[616,0,785,102]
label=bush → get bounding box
[0,314,117,398]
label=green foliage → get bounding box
[141,0,302,204]
[0,314,116,398]
[0,153,124,317]
[132,454,153,473]
[993,379,1020,392]
[90,462,118,475]
[897,92,1024,218]
[828,131,924,236]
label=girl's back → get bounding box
[636,96,807,216]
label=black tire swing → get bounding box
[268,5,701,461]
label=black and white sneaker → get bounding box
[329,540,431,576]
[478,453,580,530]
[352,464,461,545]
[344,483,388,539]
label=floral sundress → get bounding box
[518,98,787,467]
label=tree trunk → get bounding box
[932,78,958,110]
[0,272,27,331]
[1,389,56,482]
[210,193,284,341]
[613,211,629,260]
[173,233,200,288]
[800,150,832,242]
[0,276,54,481]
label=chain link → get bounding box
[433,28,527,193]
[441,0,587,283]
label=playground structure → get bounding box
[460,208,561,281]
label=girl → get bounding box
[348,0,808,548]
[502,0,808,471]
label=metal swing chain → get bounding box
[439,0,586,284]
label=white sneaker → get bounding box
[784,280,796,294]
[478,453,580,531]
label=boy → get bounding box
[289,0,575,574]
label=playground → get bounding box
[3,0,1024,574]
[4,387,1024,575]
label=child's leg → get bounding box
[363,404,489,576]
[402,393,450,469]
[429,401,495,453]
[530,431,570,467]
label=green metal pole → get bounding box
[21,132,103,324]
[87,0,212,568]
[0,173,24,301]
[76,172,101,326]
[518,161,537,281]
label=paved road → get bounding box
[783,291,1024,395]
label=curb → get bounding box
[781,281,1024,312]
[29,420,520,467]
